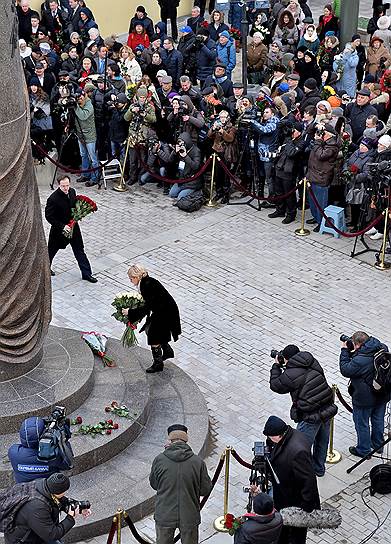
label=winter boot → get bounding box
[162,343,175,361]
[146,346,164,373]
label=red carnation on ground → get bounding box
[105,406,111,412]
[106,429,112,435]
[107,419,113,425]
[76,416,83,424]
[111,401,119,407]
[113,423,119,429]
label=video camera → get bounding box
[243,441,276,512]
[270,349,285,366]
[240,111,262,127]
[340,334,354,352]
[61,497,91,514]
[38,406,73,466]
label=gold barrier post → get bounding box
[374,200,391,270]
[116,509,123,544]
[214,447,231,532]
[326,385,342,464]
[206,153,217,208]
[295,178,310,237]
[113,138,130,192]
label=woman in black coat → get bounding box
[123,264,181,373]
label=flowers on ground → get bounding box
[63,195,98,238]
[82,332,115,367]
[111,291,145,347]
[73,419,120,437]
[105,400,138,419]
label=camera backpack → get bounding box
[0,481,48,533]
[176,191,204,212]
[372,349,391,393]
[370,464,391,495]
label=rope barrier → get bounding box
[230,448,253,470]
[32,140,115,174]
[307,185,384,238]
[218,159,299,202]
[335,386,353,413]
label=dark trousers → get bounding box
[156,525,199,544]
[160,6,178,40]
[215,157,230,196]
[278,526,308,544]
[274,175,297,217]
[48,231,92,278]
[127,146,146,183]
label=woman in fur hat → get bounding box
[366,36,391,79]
[373,14,391,51]
[273,10,299,53]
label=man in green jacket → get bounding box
[74,90,100,186]
[149,425,212,544]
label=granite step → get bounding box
[0,340,152,489]
[63,362,210,542]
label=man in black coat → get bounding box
[263,416,320,544]
[270,345,337,477]
[17,1,40,43]
[67,0,82,34]
[45,175,97,282]
[234,493,282,544]
[3,473,78,544]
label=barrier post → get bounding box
[214,447,231,532]
[374,198,391,270]
[113,138,130,192]
[295,178,310,237]
[326,385,342,464]
[116,509,123,544]
[206,153,217,208]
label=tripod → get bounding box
[347,435,391,474]
[246,456,279,512]
[229,125,262,211]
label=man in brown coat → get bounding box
[247,33,268,84]
[306,123,340,231]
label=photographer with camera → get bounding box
[234,493,282,544]
[8,414,74,484]
[167,95,205,143]
[74,89,100,187]
[192,28,217,88]
[339,331,389,458]
[141,138,172,187]
[3,473,90,544]
[269,345,337,477]
[261,415,320,544]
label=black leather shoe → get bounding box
[76,176,88,183]
[349,446,370,458]
[220,194,230,204]
[313,225,320,232]
[282,215,296,224]
[268,211,285,219]
[82,275,98,283]
[261,201,275,209]
[50,269,55,276]
[306,218,317,225]
[85,181,97,187]
[146,364,164,373]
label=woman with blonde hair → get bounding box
[122,265,181,373]
[119,45,142,83]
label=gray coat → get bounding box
[149,442,212,528]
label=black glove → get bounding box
[281,38,288,45]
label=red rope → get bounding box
[230,449,253,470]
[106,519,117,544]
[218,159,299,202]
[32,140,115,174]
[335,387,353,414]
[307,185,385,238]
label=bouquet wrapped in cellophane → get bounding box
[63,195,97,239]
[111,292,145,347]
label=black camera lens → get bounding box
[340,334,351,342]
[270,349,278,358]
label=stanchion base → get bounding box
[326,449,342,464]
[295,228,310,237]
[214,516,229,532]
[112,184,128,192]
[206,200,217,208]
[374,261,391,270]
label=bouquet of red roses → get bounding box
[63,195,98,239]
[230,28,241,41]
[224,513,244,535]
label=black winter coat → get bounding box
[340,337,389,407]
[109,107,129,143]
[299,89,321,115]
[269,427,320,512]
[45,187,82,250]
[345,102,378,143]
[161,48,184,87]
[274,136,305,180]
[233,512,283,544]
[4,479,75,544]
[196,39,217,81]
[270,351,337,423]
[127,276,181,345]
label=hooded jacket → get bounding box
[234,512,283,544]
[270,352,337,423]
[274,11,299,53]
[129,12,154,38]
[366,41,391,76]
[8,417,72,484]
[149,441,212,528]
[216,34,236,76]
[340,337,389,407]
[162,132,202,190]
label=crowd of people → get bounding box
[18,0,391,236]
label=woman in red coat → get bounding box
[127,23,150,53]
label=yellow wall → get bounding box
[30,0,192,37]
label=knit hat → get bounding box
[297,45,307,53]
[304,50,316,61]
[361,137,377,149]
[273,64,286,73]
[156,69,167,78]
[325,30,335,37]
[84,82,96,92]
[259,85,271,96]
[304,78,317,90]
[180,26,192,33]
[351,34,361,42]
[136,87,148,97]
[364,73,375,83]
[168,430,188,442]
[219,30,230,39]
[29,76,41,87]
[378,134,391,147]
[292,121,303,133]
[167,424,188,434]
[272,39,283,49]
[263,416,288,437]
[328,95,342,108]
[253,493,274,515]
[39,42,50,53]
[46,473,70,495]
[252,32,263,40]
[377,15,390,30]
[281,344,299,360]
[278,82,289,93]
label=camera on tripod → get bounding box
[340,334,354,351]
[61,497,91,514]
[243,441,276,512]
[38,406,72,464]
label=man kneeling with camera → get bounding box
[3,473,90,544]
[269,345,337,477]
[8,409,74,483]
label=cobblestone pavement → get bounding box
[36,172,391,544]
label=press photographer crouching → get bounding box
[234,493,282,544]
[3,473,90,544]
[8,408,74,484]
[339,331,390,458]
[270,345,337,477]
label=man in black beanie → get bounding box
[269,345,337,477]
[3,473,88,544]
[234,492,282,544]
[262,416,320,544]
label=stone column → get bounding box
[0,0,51,380]
[339,0,360,47]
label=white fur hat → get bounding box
[377,15,391,30]
[378,134,391,147]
